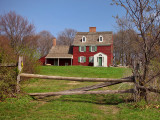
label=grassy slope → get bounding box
[0,66,159,120]
[40,66,130,78]
[22,66,131,93]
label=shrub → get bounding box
[0,36,17,100]
[0,36,40,100]
[0,67,17,100]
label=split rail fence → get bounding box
[15,56,136,98]
[0,56,137,98]
[1,56,159,100]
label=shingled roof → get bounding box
[45,46,73,58]
[72,32,113,46]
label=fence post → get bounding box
[133,61,139,102]
[16,56,23,93]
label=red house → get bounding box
[45,27,113,67]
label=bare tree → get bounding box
[114,17,127,66]
[57,28,77,45]
[22,35,39,49]
[0,11,35,53]
[37,30,55,57]
[0,11,41,75]
[114,30,137,66]
[112,0,160,101]
[114,17,138,66]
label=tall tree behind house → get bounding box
[57,28,77,45]
[37,30,55,57]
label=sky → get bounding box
[0,0,125,37]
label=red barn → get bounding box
[45,27,113,67]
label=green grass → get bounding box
[40,66,131,78]
[22,66,131,93]
[1,95,159,120]
[117,103,160,120]
[0,66,159,120]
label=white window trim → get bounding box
[82,36,86,42]
[99,35,103,42]
[80,56,85,63]
[90,56,94,63]
[80,46,85,52]
[91,46,95,52]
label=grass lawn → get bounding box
[40,66,131,78]
[0,66,159,120]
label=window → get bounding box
[89,56,94,63]
[81,57,85,63]
[78,56,86,63]
[81,46,85,52]
[99,35,103,42]
[65,63,68,66]
[82,36,86,42]
[79,46,86,52]
[90,46,97,52]
[91,46,95,52]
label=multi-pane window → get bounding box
[81,56,85,63]
[78,56,86,63]
[99,36,103,42]
[90,46,97,52]
[82,36,86,42]
[89,56,94,63]
[79,46,86,52]
[81,46,85,52]
[91,46,95,52]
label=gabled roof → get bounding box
[72,32,113,46]
[45,46,73,58]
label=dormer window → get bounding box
[82,36,86,42]
[99,36,103,42]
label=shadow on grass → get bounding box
[33,94,134,105]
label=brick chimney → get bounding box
[89,27,96,32]
[53,38,56,46]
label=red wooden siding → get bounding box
[73,46,112,66]
[39,56,46,65]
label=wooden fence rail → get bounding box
[65,81,123,92]
[1,56,135,98]
[20,73,134,97]
[3,56,159,100]
[35,82,128,98]
[29,89,134,97]
[20,73,134,82]
[0,63,17,67]
[16,56,136,97]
